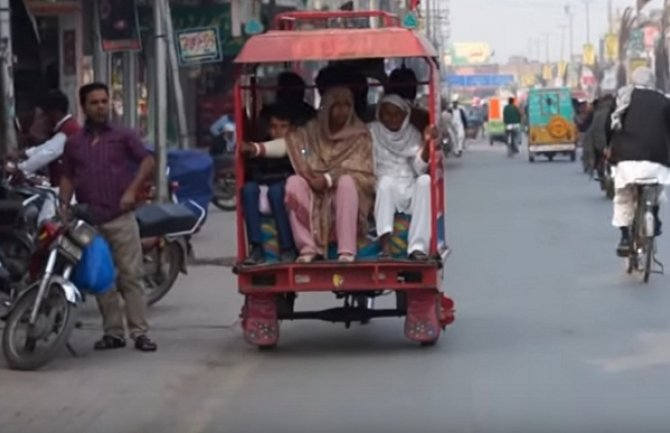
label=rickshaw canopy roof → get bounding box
[234,28,438,64]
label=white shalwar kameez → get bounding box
[610,68,670,228]
[370,95,431,254]
[612,161,670,227]
[451,106,466,153]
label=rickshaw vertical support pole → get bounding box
[427,58,439,256]
[234,81,246,260]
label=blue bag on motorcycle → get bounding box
[72,236,116,294]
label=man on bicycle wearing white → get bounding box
[503,97,522,155]
[607,67,670,257]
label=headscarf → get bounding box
[611,66,658,130]
[284,87,375,251]
[369,94,422,159]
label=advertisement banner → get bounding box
[600,66,618,92]
[176,27,223,66]
[629,57,649,78]
[604,33,619,61]
[557,61,568,80]
[582,43,596,66]
[97,0,142,52]
[520,73,537,87]
[448,42,493,65]
[628,29,645,55]
[567,64,580,88]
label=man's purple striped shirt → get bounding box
[62,122,149,224]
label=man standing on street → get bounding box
[59,82,157,352]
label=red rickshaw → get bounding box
[232,10,454,349]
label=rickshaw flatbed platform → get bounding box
[234,248,450,294]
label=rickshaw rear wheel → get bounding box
[570,151,577,162]
[528,154,536,163]
[420,340,438,348]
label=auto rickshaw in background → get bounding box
[486,97,507,145]
[526,87,577,163]
[232,10,454,349]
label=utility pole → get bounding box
[425,0,432,42]
[154,0,168,202]
[369,0,379,27]
[122,53,138,129]
[92,0,110,85]
[560,25,567,61]
[607,0,613,33]
[583,0,593,44]
[161,0,191,149]
[565,4,575,62]
[0,0,16,155]
[544,33,550,63]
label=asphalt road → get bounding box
[2,139,670,433]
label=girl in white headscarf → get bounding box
[370,94,433,260]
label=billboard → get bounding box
[445,74,514,88]
[97,0,142,52]
[448,42,493,65]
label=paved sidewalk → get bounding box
[0,208,246,433]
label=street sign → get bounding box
[175,26,223,66]
[445,74,515,88]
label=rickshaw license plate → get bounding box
[530,144,575,152]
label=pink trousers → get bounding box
[285,175,358,256]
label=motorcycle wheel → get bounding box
[212,177,237,211]
[144,241,183,307]
[2,285,76,371]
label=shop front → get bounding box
[15,0,84,124]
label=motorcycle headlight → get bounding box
[69,220,97,247]
[58,236,83,262]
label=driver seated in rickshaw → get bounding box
[241,86,375,264]
[371,94,433,261]
[387,67,430,133]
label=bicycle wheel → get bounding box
[643,236,654,283]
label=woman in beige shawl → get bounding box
[242,87,375,263]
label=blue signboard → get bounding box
[445,74,515,88]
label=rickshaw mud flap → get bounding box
[278,308,404,323]
[404,290,454,342]
[240,294,279,347]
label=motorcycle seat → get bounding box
[0,200,25,228]
[135,203,200,238]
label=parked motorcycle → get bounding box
[211,150,236,212]
[137,179,205,306]
[137,201,205,306]
[2,203,95,371]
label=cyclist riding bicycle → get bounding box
[606,67,670,257]
[503,97,522,155]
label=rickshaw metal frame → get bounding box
[231,13,453,347]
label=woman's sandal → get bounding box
[378,251,391,260]
[296,254,317,263]
[338,254,355,263]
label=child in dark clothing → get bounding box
[242,104,296,265]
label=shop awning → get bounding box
[235,27,437,64]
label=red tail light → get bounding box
[38,222,59,245]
